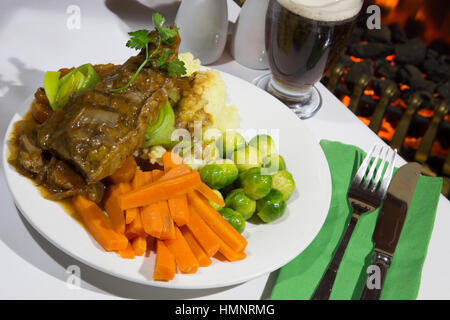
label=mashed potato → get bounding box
[178,52,238,133]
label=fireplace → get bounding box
[321,0,450,198]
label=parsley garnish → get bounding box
[110,13,186,92]
[156,49,187,77]
[153,13,178,45]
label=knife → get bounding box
[360,162,422,300]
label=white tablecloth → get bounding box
[1,0,449,299]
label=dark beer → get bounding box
[266,0,361,94]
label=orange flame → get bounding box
[391,99,408,109]
[377,119,396,141]
[350,56,363,63]
[341,95,351,107]
[375,0,399,10]
[399,84,410,91]
[347,96,449,158]
[417,109,434,118]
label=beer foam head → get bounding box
[277,0,363,22]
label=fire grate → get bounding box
[321,6,450,198]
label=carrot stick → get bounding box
[125,209,147,239]
[217,240,247,262]
[131,169,143,189]
[142,171,154,184]
[181,226,212,267]
[157,164,192,227]
[164,226,199,274]
[118,171,202,210]
[185,207,221,257]
[141,201,165,238]
[118,241,135,259]
[72,195,128,252]
[168,194,190,227]
[109,156,137,184]
[195,182,225,207]
[125,207,139,225]
[126,170,153,224]
[159,201,176,240]
[153,240,176,281]
[131,169,153,190]
[131,236,147,256]
[152,169,164,182]
[159,164,191,181]
[187,190,247,252]
[163,152,183,172]
[104,183,131,234]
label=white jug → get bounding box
[231,0,270,69]
[175,0,228,65]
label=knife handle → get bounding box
[360,252,391,300]
[311,215,358,300]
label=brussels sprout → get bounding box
[225,188,256,220]
[208,189,225,212]
[199,159,238,189]
[272,170,296,201]
[248,134,277,158]
[232,146,262,172]
[261,154,286,174]
[239,167,272,200]
[216,130,246,157]
[256,189,287,223]
[220,208,246,233]
[219,179,240,198]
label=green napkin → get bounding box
[270,140,443,300]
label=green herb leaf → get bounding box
[152,13,165,28]
[155,49,186,77]
[126,29,156,50]
[152,13,178,45]
[110,13,184,92]
[156,49,173,68]
[167,59,186,77]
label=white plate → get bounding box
[2,70,331,289]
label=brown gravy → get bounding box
[7,103,83,225]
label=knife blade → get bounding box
[360,162,422,300]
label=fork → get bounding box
[311,144,396,300]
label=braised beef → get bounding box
[10,27,187,204]
[38,29,183,183]
[14,120,44,174]
[45,182,104,203]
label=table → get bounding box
[1,0,449,300]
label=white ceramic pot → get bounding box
[175,0,228,65]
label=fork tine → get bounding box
[352,144,376,186]
[362,145,383,189]
[370,146,390,192]
[378,148,397,196]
